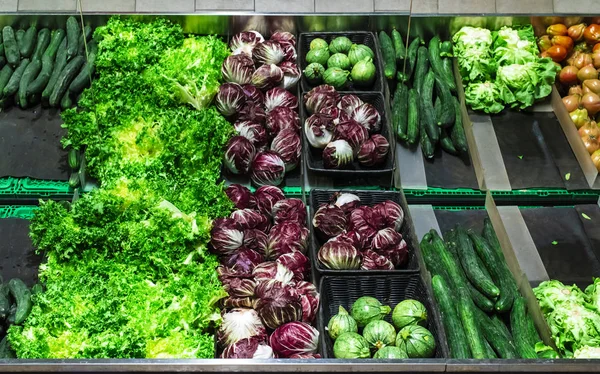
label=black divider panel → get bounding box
[433,209,489,237]
[0,106,68,180]
[424,147,479,190]
[0,219,41,286]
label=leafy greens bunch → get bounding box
[453,25,559,114]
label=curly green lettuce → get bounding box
[464,81,509,114]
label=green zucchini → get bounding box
[451,97,468,153]
[428,230,467,292]
[393,83,408,141]
[455,225,500,298]
[379,31,396,80]
[42,37,68,105]
[414,46,429,95]
[31,28,50,62]
[458,286,487,359]
[391,28,406,63]
[474,307,518,358]
[68,172,80,188]
[407,88,419,144]
[432,275,471,359]
[77,25,93,56]
[421,70,438,144]
[49,55,85,107]
[8,278,32,325]
[69,41,97,95]
[2,26,20,66]
[403,37,420,82]
[469,230,518,313]
[19,26,36,58]
[511,297,538,359]
[18,58,41,108]
[440,40,453,57]
[66,16,80,60]
[0,336,15,359]
[0,64,14,95]
[68,149,80,170]
[434,75,455,127]
[27,29,65,95]
[3,58,29,97]
[429,35,456,92]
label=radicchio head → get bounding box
[250,151,286,187]
[358,134,389,167]
[222,54,255,85]
[266,106,300,136]
[217,308,267,348]
[303,85,340,115]
[265,87,298,112]
[333,119,369,154]
[312,204,347,239]
[360,249,395,270]
[234,121,269,150]
[230,31,265,56]
[220,337,274,359]
[373,200,404,232]
[351,103,381,134]
[254,185,285,216]
[225,184,256,210]
[255,280,303,329]
[266,221,309,260]
[224,136,256,175]
[304,113,334,149]
[269,322,320,358]
[271,129,301,171]
[272,198,307,226]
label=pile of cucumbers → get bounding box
[0,278,38,358]
[420,220,559,359]
[378,31,468,158]
[0,16,96,110]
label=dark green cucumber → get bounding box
[444,229,458,256]
[469,283,495,312]
[429,35,456,92]
[66,16,80,60]
[490,314,514,343]
[69,40,97,94]
[526,312,541,347]
[68,149,80,170]
[0,44,5,68]
[420,115,435,159]
[414,46,429,95]
[31,28,51,62]
[434,75,455,127]
[60,90,73,109]
[458,287,487,359]
[379,31,396,80]
[68,172,80,188]
[77,25,93,56]
[451,96,468,153]
[432,275,471,359]
[3,26,20,66]
[0,64,13,94]
[393,83,408,141]
[18,58,41,108]
[440,128,458,155]
[27,29,65,95]
[434,97,442,123]
[403,37,420,82]
[511,297,538,359]
[3,58,29,97]
[482,217,504,260]
[429,230,467,292]
[440,40,453,57]
[474,307,518,359]
[391,28,406,63]
[407,88,419,144]
[0,336,15,359]
[421,236,450,281]
[0,284,9,319]
[421,70,438,143]
[19,26,36,58]
[42,37,68,105]
[49,55,85,107]
[469,230,518,313]
[483,339,498,358]
[455,225,500,298]
[8,278,32,325]
[15,29,24,50]
[442,57,454,83]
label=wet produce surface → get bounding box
[0,218,41,286]
[424,147,479,190]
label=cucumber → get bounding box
[68,172,80,188]
[429,35,456,92]
[8,278,32,325]
[440,41,453,57]
[474,306,518,359]
[511,297,538,359]
[434,97,442,123]
[421,70,438,143]
[3,58,29,97]
[31,28,51,62]
[414,46,429,94]
[69,41,97,94]
[66,16,80,60]
[18,58,41,108]
[77,25,93,56]
[421,235,450,281]
[379,31,396,80]
[482,217,504,259]
[451,97,468,153]
[60,90,73,109]
[0,44,6,68]
[393,83,408,141]
[42,37,68,105]
[526,312,542,347]
[442,57,454,83]
[27,29,65,95]
[2,26,20,66]
[455,225,500,298]
[19,26,36,58]
[434,75,455,127]
[68,149,80,170]
[407,88,419,144]
[403,37,420,82]
[0,64,14,94]
[490,314,514,343]
[49,55,85,107]
[428,230,467,292]
[15,29,24,49]
[468,283,495,312]
[458,287,487,359]
[469,231,518,313]
[0,284,9,320]
[391,28,406,62]
[432,275,471,359]
[0,336,15,359]
[440,128,458,155]
[483,339,498,358]
[420,115,435,158]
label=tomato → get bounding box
[591,149,600,172]
[582,132,600,155]
[570,108,590,128]
[563,94,582,112]
[594,43,600,53]
[538,35,552,52]
[552,35,574,53]
[584,24,600,44]
[578,121,600,138]
[568,23,586,42]
[547,24,568,37]
[547,45,568,62]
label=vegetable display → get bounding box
[303,36,376,90]
[312,193,409,270]
[421,220,559,359]
[453,25,558,113]
[0,277,35,358]
[327,295,436,358]
[220,31,301,186]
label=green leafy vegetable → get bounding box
[464,81,508,114]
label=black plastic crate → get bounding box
[309,189,419,277]
[317,274,448,359]
[300,92,395,180]
[298,32,385,94]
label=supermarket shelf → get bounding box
[0,177,73,204]
[0,205,37,219]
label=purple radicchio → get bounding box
[255,280,303,329]
[222,54,255,85]
[242,229,269,255]
[253,40,285,66]
[372,227,408,268]
[220,337,274,359]
[296,281,320,324]
[266,221,309,260]
[210,226,244,256]
[238,101,267,124]
[303,85,340,114]
[252,64,284,91]
[216,83,247,118]
[358,134,389,167]
[266,106,300,136]
[222,277,257,298]
[250,151,286,187]
[230,31,265,56]
[373,200,404,232]
[224,136,256,175]
[217,308,267,348]
[253,262,295,284]
[276,251,310,282]
[318,237,362,270]
[282,44,297,62]
[213,217,241,231]
[343,230,371,251]
[270,31,296,48]
[348,206,378,245]
[242,84,265,106]
[231,209,270,232]
[280,61,301,90]
[223,247,265,277]
[265,87,298,112]
[271,129,301,172]
[333,119,369,153]
[272,198,307,226]
[319,106,351,126]
[304,113,334,149]
[338,94,365,115]
[269,322,320,358]
[221,296,255,309]
[225,184,256,210]
[361,249,395,270]
[351,103,382,134]
[234,120,269,150]
[323,140,354,169]
[312,204,347,239]
[254,185,285,216]
[332,192,361,214]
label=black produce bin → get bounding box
[309,189,419,277]
[317,274,448,358]
[298,31,385,94]
[301,92,395,182]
